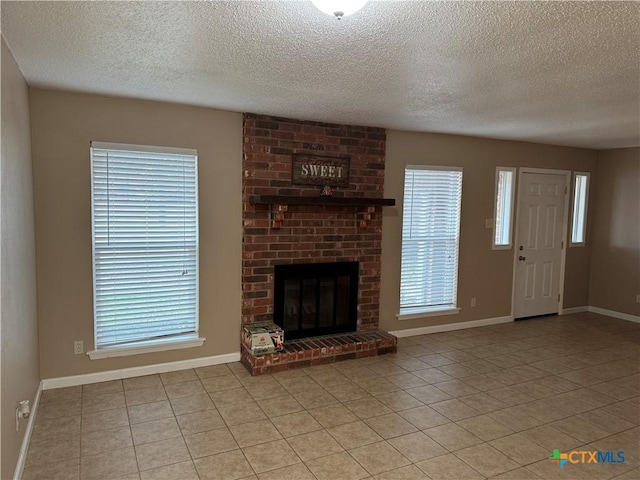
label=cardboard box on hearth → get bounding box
[242,322,284,355]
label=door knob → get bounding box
[519,256,526,261]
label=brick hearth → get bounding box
[241,330,397,376]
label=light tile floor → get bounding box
[22,313,639,480]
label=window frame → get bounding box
[87,141,204,359]
[570,171,590,247]
[492,167,516,250]
[397,165,463,320]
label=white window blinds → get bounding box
[571,172,589,245]
[400,167,463,313]
[90,142,199,348]
[493,167,516,248]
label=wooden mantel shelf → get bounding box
[249,195,395,229]
[249,195,396,207]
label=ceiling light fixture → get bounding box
[311,0,368,20]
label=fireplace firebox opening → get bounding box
[274,262,359,340]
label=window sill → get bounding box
[569,242,586,247]
[87,335,206,360]
[397,307,461,321]
[492,244,512,250]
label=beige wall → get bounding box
[29,89,242,379]
[589,147,640,316]
[1,38,41,479]
[380,130,598,332]
[22,86,637,380]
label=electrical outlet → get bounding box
[485,218,493,229]
[471,297,477,307]
[74,341,84,355]
[636,294,640,304]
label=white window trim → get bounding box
[398,165,463,317]
[87,334,206,360]
[570,171,590,247]
[492,167,516,250]
[397,306,461,321]
[90,141,200,356]
[405,165,464,172]
[90,141,197,157]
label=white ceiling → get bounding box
[2,1,639,150]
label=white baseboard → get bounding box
[560,306,588,315]
[588,306,640,323]
[42,352,241,390]
[389,315,514,338]
[13,380,43,480]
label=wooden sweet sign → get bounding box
[292,154,350,187]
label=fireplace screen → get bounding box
[274,262,358,340]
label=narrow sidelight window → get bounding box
[90,142,199,350]
[571,172,590,245]
[400,166,463,316]
[493,167,516,249]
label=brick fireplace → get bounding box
[241,113,397,374]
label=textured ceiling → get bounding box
[2,1,639,149]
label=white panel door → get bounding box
[513,172,567,318]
